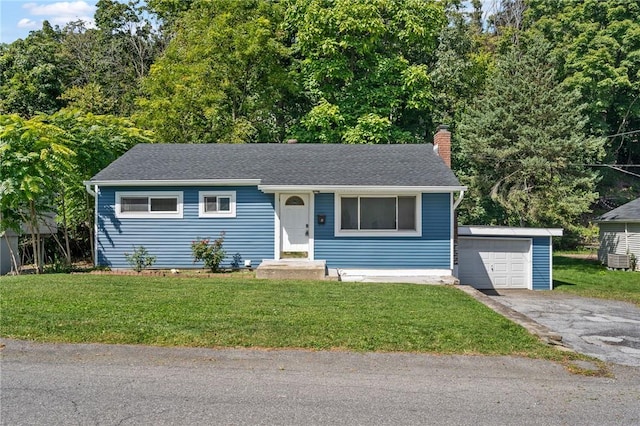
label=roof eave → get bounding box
[257,185,468,193]
[86,179,262,187]
[594,218,640,223]
[458,226,564,237]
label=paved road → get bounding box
[487,291,640,367]
[2,340,639,425]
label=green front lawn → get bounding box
[0,274,557,358]
[553,255,640,306]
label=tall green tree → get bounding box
[526,0,640,164]
[286,0,445,144]
[60,1,166,117]
[0,21,67,117]
[0,114,75,272]
[0,111,152,269]
[137,0,295,143]
[456,37,605,233]
[430,0,490,130]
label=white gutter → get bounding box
[88,179,262,187]
[452,189,465,210]
[84,181,96,197]
[258,185,468,193]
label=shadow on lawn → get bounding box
[553,280,576,288]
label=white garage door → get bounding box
[458,238,531,289]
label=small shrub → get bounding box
[44,257,73,274]
[124,246,157,272]
[191,232,226,272]
[231,253,242,271]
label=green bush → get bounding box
[191,232,226,272]
[124,246,156,272]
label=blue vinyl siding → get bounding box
[97,186,274,268]
[314,193,452,269]
[532,236,552,290]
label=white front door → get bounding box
[280,194,310,255]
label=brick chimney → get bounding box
[434,125,451,168]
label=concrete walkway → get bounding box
[479,290,640,367]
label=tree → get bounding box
[0,21,67,117]
[0,111,153,270]
[137,0,295,143]
[286,0,446,143]
[0,114,75,273]
[526,0,640,165]
[456,37,605,234]
[429,0,490,131]
[59,1,167,117]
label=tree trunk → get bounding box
[87,192,95,264]
[61,190,72,265]
[29,200,41,274]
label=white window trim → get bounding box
[334,193,422,237]
[115,191,183,219]
[199,191,236,218]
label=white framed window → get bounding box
[199,191,236,218]
[116,191,183,218]
[334,194,421,237]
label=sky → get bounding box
[1,0,97,44]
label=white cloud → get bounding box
[17,18,39,29]
[21,1,96,28]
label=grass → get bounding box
[0,274,561,358]
[553,255,640,306]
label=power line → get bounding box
[606,129,640,138]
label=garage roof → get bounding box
[458,226,563,237]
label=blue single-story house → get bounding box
[86,127,561,289]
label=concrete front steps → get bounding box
[256,260,335,280]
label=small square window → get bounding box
[199,192,236,217]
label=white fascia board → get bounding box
[458,226,563,237]
[87,179,262,187]
[593,219,640,223]
[258,185,467,193]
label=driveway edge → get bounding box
[455,285,566,347]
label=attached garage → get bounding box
[457,226,563,290]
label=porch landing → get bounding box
[256,260,333,281]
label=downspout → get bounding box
[84,182,96,197]
[453,190,465,210]
[84,182,97,266]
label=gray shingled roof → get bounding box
[597,198,640,222]
[90,143,463,187]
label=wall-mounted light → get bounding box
[317,214,326,225]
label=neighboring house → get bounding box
[86,127,466,280]
[1,212,57,275]
[1,229,20,275]
[595,198,640,270]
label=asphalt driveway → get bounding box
[486,290,640,367]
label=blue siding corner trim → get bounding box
[97,186,274,269]
[313,193,452,269]
[532,236,552,290]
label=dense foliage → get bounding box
[1,0,639,266]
